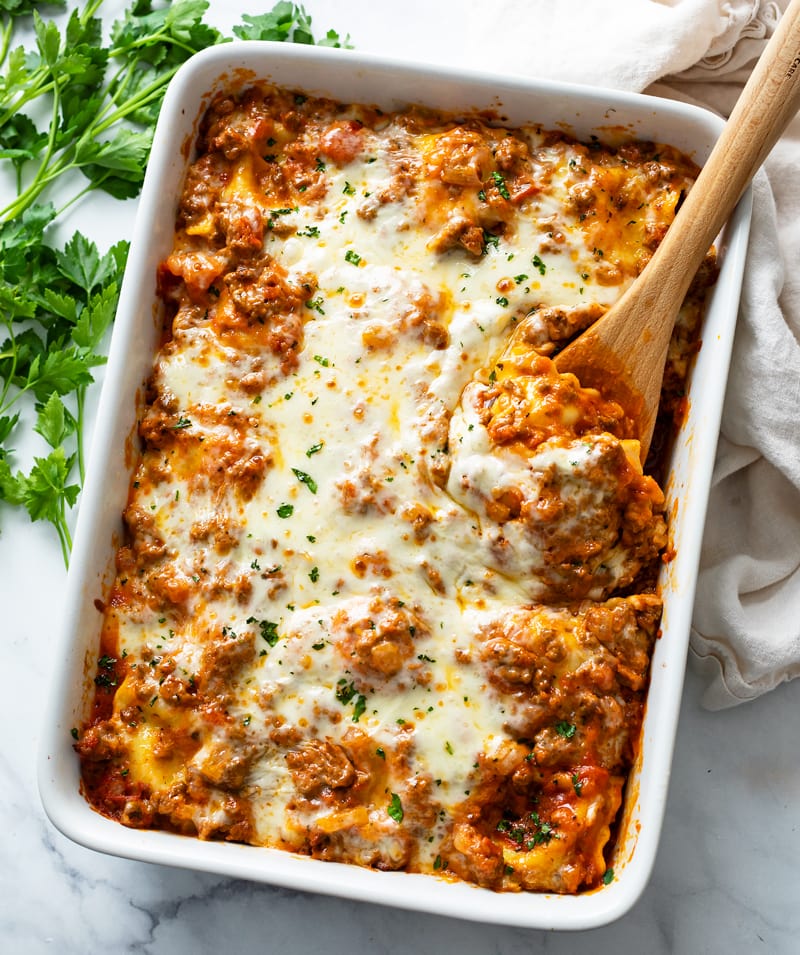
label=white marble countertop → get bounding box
[1,2,798,952]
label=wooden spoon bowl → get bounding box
[554,0,800,459]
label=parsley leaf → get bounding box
[292,467,318,494]
[387,793,404,823]
[352,693,366,722]
[3,447,79,564]
[491,170,510,199]
[245,616,281,647]
[34,393,74,449]
[335,679,357,705]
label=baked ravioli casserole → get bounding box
[76,85,715,894]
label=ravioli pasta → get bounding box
[76,85,713,893]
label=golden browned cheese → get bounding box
[77,84,713,893]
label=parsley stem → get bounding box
[83,0,105,24]
[0,73,55,132]
[0,72,175,222]
[0,320,20,412]
[0,91,68,221]
[36,69,63,202]
[110,31,200,61]
[76,386,86,485]
[0,379,35,417]
[0,20,13,71]
[54,181,95,220]
[90,66,179,136]
[54,496,73,569]
[0,161,68,220]
[103,59,138,115]
[0,2,102,129]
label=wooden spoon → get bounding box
[553,0,800,458]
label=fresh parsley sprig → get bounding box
[0,1,350,563]
[233,2,350,47]
[0,205,127,562]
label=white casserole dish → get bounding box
[38,42,752,931]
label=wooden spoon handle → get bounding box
[638,0,800,315]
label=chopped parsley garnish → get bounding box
[603,868,615,885]
[335,679,357,705]
[532,254,547,275]
[528,812,556,847]
[514,273,529,284]
[555,720,577,739]
[387,793,404,823]
[352,694,367,722]
[572,772,583,795]
[276,503,294,518]
[266,207,297,228]
[309,566,319,582]
[496,296,509,307]
[306,442,323,457]
[171,416,192,430]
[297,225,320,238]
[492,170,511,199]
[497,811,558,848]
[313,354,330,367]
[344,249,362,266]
[343,181,355,195]
[305,297,325,314]
[376,747,386,759]
[292,468,318,494]
[482,230,500,254]
[247,617,280,646]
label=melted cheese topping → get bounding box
[77,85,705,894]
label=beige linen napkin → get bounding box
[459,0,800,707]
